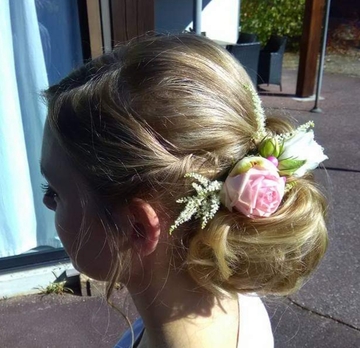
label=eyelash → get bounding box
[41,183,58,198]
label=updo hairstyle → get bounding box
[45,34,327,298]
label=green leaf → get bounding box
[279,168,298,176]
[278,158,306,171]
[278,141,285,157]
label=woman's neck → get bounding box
[127,269,239,348]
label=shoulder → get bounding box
[238,294,274,348]
[114,317,144,348]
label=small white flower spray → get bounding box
[169,173,223,235]
[276,120,315,141]
[243,84,267,141]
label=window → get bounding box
[0,0,156,270]
[0,0,85,267]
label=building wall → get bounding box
[155,0,240,44]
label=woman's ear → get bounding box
[128,198,161,257]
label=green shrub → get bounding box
[240,0,306,50]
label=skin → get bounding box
[41,121,240,348]
[41,122,118,280]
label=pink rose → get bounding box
[222,160,286,218]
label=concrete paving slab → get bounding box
[0,290,138,348]
[265,299,360,348]
[289,169,360,329]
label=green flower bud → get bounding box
[259,137,281,158]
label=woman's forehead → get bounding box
[41,124,77,186]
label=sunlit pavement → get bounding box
[261,70,360,348]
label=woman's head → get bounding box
[42,34,327,298]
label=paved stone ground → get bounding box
[0,70,359,348]
[284,51,360,77]
[0,289,138,348]
[260,70,360,347]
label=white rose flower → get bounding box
[279,130,328,177]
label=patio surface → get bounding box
[260,69,360,347]
[0,69,359,347]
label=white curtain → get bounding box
[0,0,58,258]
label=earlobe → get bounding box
[129,199,161,257]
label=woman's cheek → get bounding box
[54,205,115,280]
[54,207,80,260]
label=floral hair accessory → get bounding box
[221,157,286,218]
[169,87,328,234]
[244,84,267,141]
[257,121,328,177]
[169,173,222,235]
[276,122,328,177]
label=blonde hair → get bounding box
[45,34,327,298]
